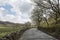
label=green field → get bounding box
[0,27,22,38]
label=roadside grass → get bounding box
[37,23,60,39]
[0,26,23,38]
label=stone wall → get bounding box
[0,28,30,40]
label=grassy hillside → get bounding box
[0,27,24,38]
[0,21,24,38]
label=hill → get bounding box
[0,21,24,27]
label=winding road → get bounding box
[19,28,58,40]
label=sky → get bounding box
[0,0,33,23]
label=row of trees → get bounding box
[31,0,60,27]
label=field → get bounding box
[0,27,22,38]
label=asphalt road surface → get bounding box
[19,28,58,40]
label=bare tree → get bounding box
[24,22,31,28]
[31,6,45,27]
[32,0,60,24]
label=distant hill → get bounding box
[0,21,24,27]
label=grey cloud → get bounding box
[19,2,32,13]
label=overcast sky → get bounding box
[0,0,33,23]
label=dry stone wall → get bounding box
[0,28,30,40]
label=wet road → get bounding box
[19,28,58,40]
